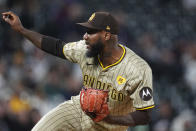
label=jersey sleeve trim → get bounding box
[136,105,155,110]
[62,44,66,58]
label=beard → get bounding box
[86,40,104,57]
[86,39,104,65]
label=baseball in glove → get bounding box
[80,87,109,122]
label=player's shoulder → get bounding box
[63,40,87,55]
[66,40,87,50]
[123,45,151,72]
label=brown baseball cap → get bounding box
[77,12,119,34]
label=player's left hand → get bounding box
[80,87,109,122]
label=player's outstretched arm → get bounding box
[2,11,66,58]
[2,11,43,48]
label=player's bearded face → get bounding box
[86,39,104,58]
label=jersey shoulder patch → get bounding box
[139,87,152,101]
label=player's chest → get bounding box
[82,64,129,101]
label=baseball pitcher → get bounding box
[2,11,155,131]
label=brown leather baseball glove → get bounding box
[80,87,109,122]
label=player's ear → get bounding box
[104,32,111,41]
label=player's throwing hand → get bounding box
[2,11,24,32]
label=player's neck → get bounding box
[99,43,123,67]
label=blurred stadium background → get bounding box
[0,0,196,130]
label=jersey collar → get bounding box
[98,44,126,70]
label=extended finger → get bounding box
[2,14,11,19]
[2,11,13,16]
[2,11,15,19]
